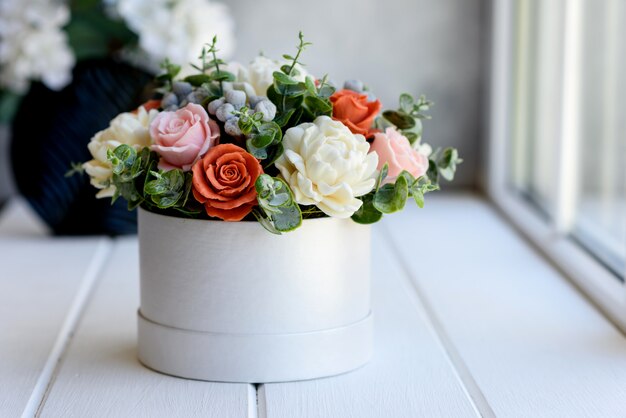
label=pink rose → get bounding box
[150,103,220,171]
[369,127,428,184]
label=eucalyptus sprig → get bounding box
[379,93,433,145]
[182,36,235,93]
[106,144,201,215]
[155,58,182,91]
[253,174,302,234]
[267,32,334,130]
[281,31,312,78]
[235,107,284,166]
[351,163,440,224]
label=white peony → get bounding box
[229,56,310,97]
[83,106,158,198]
[116,0,235,72]
[275,116,378,218]
[0,0,75,93]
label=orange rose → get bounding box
[330,89,382,137]
[191,144,263,221]
[133,99,161,113]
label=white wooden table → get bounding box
[3,193,626,418]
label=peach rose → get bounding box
[330,89,381,137]
[191,144,263,221]
[370,128,429,184]
[150,103,219,171]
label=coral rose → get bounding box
[191,144,263,221]
[370,127,429,184]
[330,89,381,137]
[150,103,219,171]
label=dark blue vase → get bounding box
[11,59,153,235]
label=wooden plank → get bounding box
[259,231,477,418]
[0,201,104,417]
[39,238,252,418]
[385,193,626,417]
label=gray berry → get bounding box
[224,117,242,136]
[161,92,178,109]
[344,79,364,93]
[225,90,246,108]
[216,103,236,122]
[186,91,202,104]
[255,100,277,122]
[207,97,225,115]
[365,91,377,101]
[172,81,193,98]
[186,88,210,105]
[248,95,262,108]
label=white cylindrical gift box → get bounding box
[136,208,373,383]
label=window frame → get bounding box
[486,0,626,330]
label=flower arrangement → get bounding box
[79,33,462,234]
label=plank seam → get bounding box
[249,384,260,418]
[380,225,496,418]
[256,384,267,418]
[19,237,114,418]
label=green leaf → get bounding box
[303,95,332,117]
[251,209,281,235]
[427,159,439,184]
[107,145,136,176]
[255,174,302,232]
[382,110,415,130]
[437,147,463,181]
[351,193,383,224]
[399,93,415,113]
[273,71,299,85]
[376,163,389,190]
[373,175,409,214]
[273,108,296,127]
[210,71,236,82]
[304,76,317,95]
[184,74,213,86]
[144,169,186,209]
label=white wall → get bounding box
[228,0,487,187]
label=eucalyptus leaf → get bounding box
[351,193,383,224]
[382,110,415,129]
[255,174,302,232]
[373,175,408,214]
[184,74,213,86]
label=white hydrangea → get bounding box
[275,116,378,218]
[228,56,310,97]
[116,0,235,70]
[0,0,75,93]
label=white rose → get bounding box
[276,116,378,218]
[235,56,310,97]
[83,106,158,198]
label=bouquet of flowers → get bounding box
[79,33,462,234]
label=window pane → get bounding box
[572,0,626,276]
[509,0,563,218]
